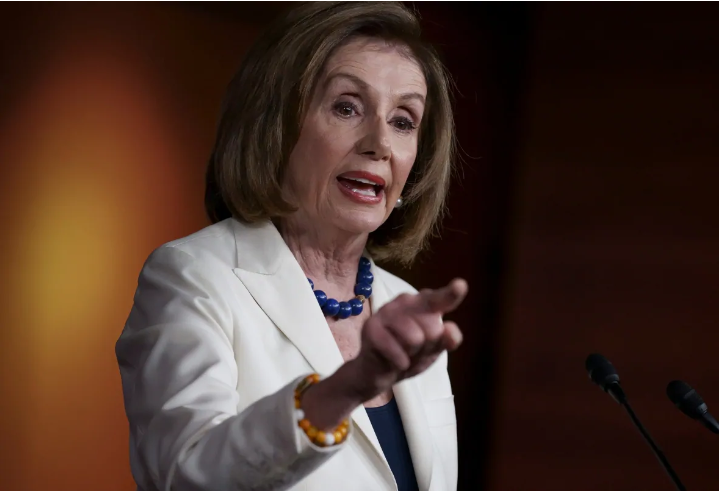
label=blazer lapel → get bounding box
[231,220,344,377]
[371,270,435,491]
[229,220,391,479]
[393,380,435,490]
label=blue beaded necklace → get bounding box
[308,256,373,319]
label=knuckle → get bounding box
[362,317,379,335]
[395,355,411,371]
[379,300,400,316]
[378,303,406,323]
[395,293,414,305]
[401,328,424,349]
[427,318,445,340]
[365,322,385,345]
[399,292,414,301]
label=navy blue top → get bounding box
[365,398,419,491]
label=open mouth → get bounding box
[335,171,386,204]
[336,176,384,197]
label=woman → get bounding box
[116,2,467,490]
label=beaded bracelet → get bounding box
[294,373,350,447]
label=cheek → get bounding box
[287,133,331,195]
[391,147,417,194]
[293,120,353,184]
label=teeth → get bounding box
[352,187,377,197]
[346,177,377,185]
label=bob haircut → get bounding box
[205,1,455,265]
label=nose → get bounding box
[355,116,392,161]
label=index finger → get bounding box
[418,278,468,314]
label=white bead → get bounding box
[295,409,305,421]
[324,432,336,446]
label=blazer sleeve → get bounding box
[116,246,348,491]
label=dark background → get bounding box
[0,2,716,490]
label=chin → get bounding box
[333,208,387,236]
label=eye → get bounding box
[333,101,359,118]
[392,116,418,132]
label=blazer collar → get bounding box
[230,219,436,490]
[231,219,344,379]
[232,219,285,275]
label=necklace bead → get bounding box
[357,271,373,285]
[308,257,373,319]
[337,302,352,319]
[359,257,371,271]
[354,283,372,298]
[314,290,328,307]
[322,299,340,317]
[349,298,363,315]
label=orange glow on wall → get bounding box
[0,4,259,490]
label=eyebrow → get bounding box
[324,72,426,105]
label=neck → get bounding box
[277,218,368,298]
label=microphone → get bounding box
[585,353,626,404]
[585,354,686,491]
[666,380,719,435]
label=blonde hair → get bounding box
[205,1,455,265]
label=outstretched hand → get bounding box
[349,278,468,401]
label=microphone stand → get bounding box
[586,355,687,491]
[621,399,686,491]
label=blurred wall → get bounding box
[487,3,718,490]
[0,3,715,491]
[0,4,260,490]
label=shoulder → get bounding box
[137,218,285,289]
[133,219,239,298]
[128,221,240,332]
[155,218,237,266]
[373,265,418,297]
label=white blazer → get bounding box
[116,218,458,491]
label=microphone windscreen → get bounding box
[585,353,620,389]
[667,380,707,418]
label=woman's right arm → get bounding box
[116,246,353,491]
[117,245,466,491]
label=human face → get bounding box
[283,37,427,238]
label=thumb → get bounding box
[419,278,468,314]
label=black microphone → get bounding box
[667,380,719,435]
[585,353,627,404]
[585,354,686,491]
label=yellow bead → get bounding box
[299,419,311,430]
[307,427,318,439]
[315,431,326,446]
[333,430,344,443]
[309,373,320,384]
[339,426,348,436]
[294,398,301,409]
